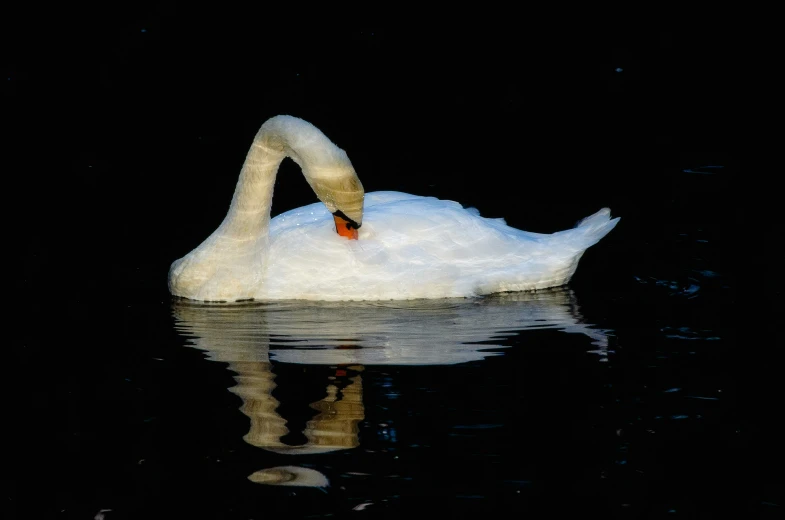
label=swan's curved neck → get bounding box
[219,136,285,240]
[169,115,364,302]
[218,115,358,240]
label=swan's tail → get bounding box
[558,207,620,249]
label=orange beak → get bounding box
[334,214,359,240]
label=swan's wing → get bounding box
[262,194,618,300]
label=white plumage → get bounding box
[169,116,619,302]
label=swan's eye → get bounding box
[332,210,360,229]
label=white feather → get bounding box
[169,116,619,301]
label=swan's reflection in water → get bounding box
[172,287,610,486]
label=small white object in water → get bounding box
[248,465,329,488]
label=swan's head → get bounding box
[302,160,364,241]
[332,210,361,240]
[262,115,365,239]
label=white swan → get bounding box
[169,115,619,302]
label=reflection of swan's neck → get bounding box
[230,360,365,454]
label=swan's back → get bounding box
[258,192,619,300]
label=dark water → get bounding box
[12,164,769,519]
[8,23,771,520]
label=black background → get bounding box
[6,9,760,519]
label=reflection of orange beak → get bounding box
[334,214,359,240]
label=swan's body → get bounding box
[169,115,619,302]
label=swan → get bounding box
[168,115,619,302]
